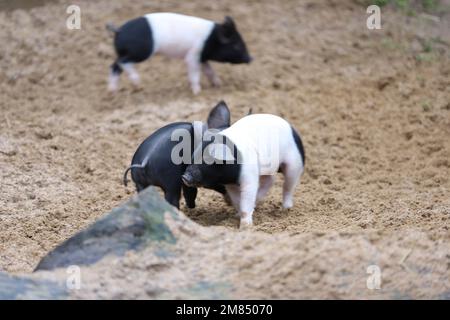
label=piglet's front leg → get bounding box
[225,184,241,214]
[202,62,221,87]
[238,181,258,229]
[185,51,202,95]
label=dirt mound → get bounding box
[27,188,450,299]
[0,0,449,297]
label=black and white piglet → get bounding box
[108,13,252,94]
[123,101,231,209]
[182,114,305,228]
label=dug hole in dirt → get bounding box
[0,0,449,298]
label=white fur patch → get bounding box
[108,72,119,91]
[220,114,304,176]
[220,114,304,227]
[145,13,214,59]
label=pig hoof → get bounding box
[191,85,201,95]
[131,85,143,93]
[239,221,253,231]
[212,78,222,87]
[239,217,253,230]
[282,201,293,210]
[108,83,118,92]
[223,194,233,206]
[130,75,140,85]
[282,196,294,209]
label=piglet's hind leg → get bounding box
[281,161,302,209]
[121,62,141,85]
[108,61,122,91]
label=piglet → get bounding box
[123,101,231,209]
[107,13,252,94]
[182,114,305,228]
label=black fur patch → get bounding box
[114,17,153,64]
[291,126,305,166]
[201,24,220,62]
[111,61,123,74]
[216,143,242,185]
[200,23,251,64]
[186,137,242,187]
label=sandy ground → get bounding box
[59,214,450,299]
[0,0,449,297]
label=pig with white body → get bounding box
[107,13,252,94]
[182,114,305,228]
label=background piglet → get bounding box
[182,114,305,228]
[108,13,252,94]
[123,101,231,209]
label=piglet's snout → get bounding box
[182,173,194,187]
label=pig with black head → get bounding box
[107,13,252,94]
[182,114,305,229]
[123,101,232,209]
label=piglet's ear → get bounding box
[207,100,231,129]
[207,143,235,163]
[223,16,236,29]
[218,16,236,43]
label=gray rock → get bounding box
[35,187,178,271]
[0,272,67,300]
